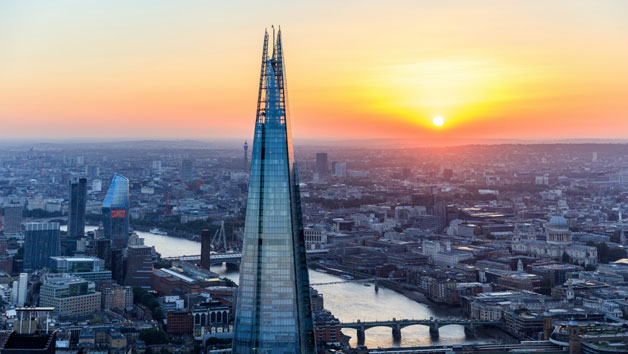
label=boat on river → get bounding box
[149,228,168,236]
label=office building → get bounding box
[167,311,194,335]
[17,273,28,306]
[200,229,211,270]
[123,245,153,289]
[181,159,193,182]
[1,200,23,235]
[86,165,100,178]
[68,178,87,238]
[100,284,133,311]
[39,274,101,317]
[110,248,125,285]
[151,160,162,171]
[11,281,17,304]
[315,153,328,176]
[24,223,60,271]
[49,256,111,282]
[233,28,316,353]
[92,179,102,192]
[334,162,347,178]
[0,236,12,274]
[102,174,130,249]
[304,228,327,250]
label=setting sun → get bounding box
[433,116,445,127]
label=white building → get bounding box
[92,179,102,192]
[334,163,347,178]
[17,273,28,306]
[304,228,327,250]
[512,216,597,266]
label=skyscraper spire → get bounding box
[233,28,315,354]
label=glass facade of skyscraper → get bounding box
[233,28,315,354]
[102,174,130,249]
[24,222,60,271]
[68,177,87,238]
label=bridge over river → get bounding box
[340,318,501,344]
[162,249,329,267]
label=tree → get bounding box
[562,252,571,264]
[139,328,169,345]
[597,242,611,263]
[153,307,164,322]
[593,242,625,264]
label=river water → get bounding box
[74,226,497,348]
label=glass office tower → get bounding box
[68,177,87,238]
[24,222,60,270]
[102,174,130,249]
[233,28,315,354]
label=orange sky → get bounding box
[1,1,627,141]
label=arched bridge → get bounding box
[340,318,501,344]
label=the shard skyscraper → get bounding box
[233,27,316,354]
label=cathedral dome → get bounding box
[546,215,572,245]
[548,215,568,228]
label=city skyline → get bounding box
[4,3,628,353]
[2,1,627,141]
[233,28,315,353]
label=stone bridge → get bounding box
[340,318,501,344]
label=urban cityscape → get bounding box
[2,1,628,354]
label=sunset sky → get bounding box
[1,1,627,141]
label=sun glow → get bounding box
[433,116,445,127]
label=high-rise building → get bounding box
[11,281,18,304]
[316,153,328,177]
[334,162,347,178]
[152,160,162,171]
[123,245,153,289]
[68,177,87,238]
[233,28,315,354]
[110,248,125,285]
[200,229,211,270]
[92,179,102,192]
[17,272,28,306]
[181,159,193,182]
[102,174,130,249]
[24,223,60,271]
[86,165,100,178]
[2,199,24,235]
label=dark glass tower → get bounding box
[315,153,328,176]
[102,174,130,249]
[233,28,315,354]
[24,222,60,270]
[68,177,87,238]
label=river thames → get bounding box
[77,226,500,348]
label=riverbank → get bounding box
[401,290,463,317]
[310,261,462,318]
